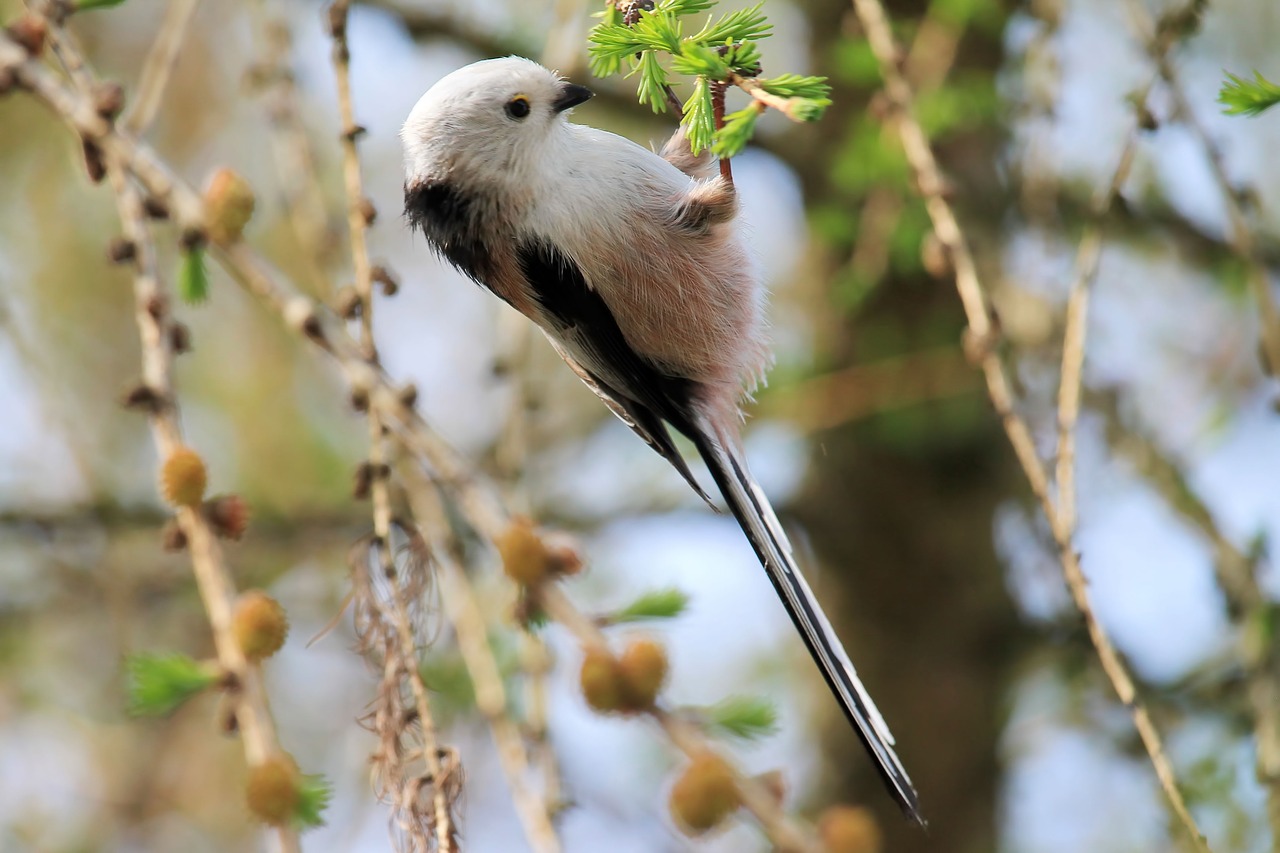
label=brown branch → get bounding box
[327,3,454,849]
[247,0,334,294]
[99,76,303,853]
[846,1,1211,849]
[120,0,199,136]
[1055,122,1141,537]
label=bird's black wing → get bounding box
[517,240,712,504]
[516,241,924,824]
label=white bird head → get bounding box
[401,57,593,190]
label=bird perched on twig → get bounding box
[401,56,922,824]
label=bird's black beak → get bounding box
[553,82,594,113]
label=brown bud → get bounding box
[7,15,46,57]
[579,647,626,713]
[371,264,399,296]
[352,461,374,500]
[161,518,188,552]
[179,227,207,251]
[326,3,347,39]
[617,637,668,709]
[300,313,324,343]
[121,383,164,412]
[819,805,882,853]
[396,382,418,411]
[349,387,369,413]
[143,196,171,220]
[145,293,167,321]
[669,752,740,836]
[232,590,289,661]
[343,123,367,142]
[357,197,377,225]
[82,139,106,184]
[497,516,556,586]
[92,81,125,121]
[202,168,256,244]
[334,285,361,320]
[168,321,192,354]
[160,446,207,507]
[205,494,250,540]
[246,754,301,826]
[107,237,136,264]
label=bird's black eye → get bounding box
[505,95,531,120]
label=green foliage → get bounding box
[126,653,218,716]
[178,246,209,304]
[75,0,129,9]
[682,76,716,156]
[690,3,770,44]
[930,0,1004,30]
[915,73,1000,137]
[587,0,829,155]
[636,50,672,113]
[1219,71,1280,117]
[610,587,690,623]
[295,773,333,829]
[829,39,881,86]
[704,695,778,740]
[712,104,763,159]
[758,73,830,100]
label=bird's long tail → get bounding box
[691,418,924,825]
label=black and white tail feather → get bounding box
[692,416,924,826]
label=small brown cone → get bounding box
[618,637,668,709]
[669,751,740,836]
[246,755,300,826]
[205,494,250,540]
[233,590,289,661]
[160,446,207,508]
[819,805,883,853]
[203,168,256,244]
[497,516,555,585]
[579,647,626,713]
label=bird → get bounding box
[401,56,922,823]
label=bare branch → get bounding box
[121,0,199,135]
[327,2,456,848]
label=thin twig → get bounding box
[102,82,303,853]
[1126,1,1280,379]
[846,1,1211,848]
[1055,127,1140,536]
[34,18,301,852]
[327,2,453,848]
[727,72,801,119]
[403,473,563,853]
[247,0,333,294]
[121,0,199,135]
[1097,393,1280,840]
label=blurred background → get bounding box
[3,0,1280,850]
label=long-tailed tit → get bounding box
[402,56,922,823]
